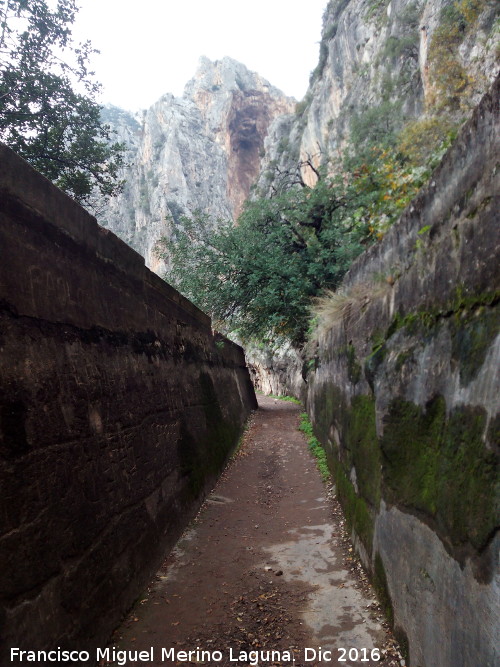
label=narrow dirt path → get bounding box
[108,396,401,667]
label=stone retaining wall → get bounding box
[0,145,257,662]
[306,75,499,666]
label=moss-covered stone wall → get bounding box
[306,75,499,667]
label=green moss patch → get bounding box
[345,395,381,508]
[335,463,374,554]
[299,412,331,482]
[268,394,301,404]
[385,289,499,357]
[381,397,499,551]
[364,342,387,391]
[346,343,362,385]
[308,389,379,552]
[487,413,500,454]
[311,383,346,448]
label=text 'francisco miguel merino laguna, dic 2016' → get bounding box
[10,646,383,664]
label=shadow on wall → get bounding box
[0,144,257,661]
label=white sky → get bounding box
[71,0,327,112]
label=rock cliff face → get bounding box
[246,341,305,398]
[257,0,499,190]
[99,57,294,272]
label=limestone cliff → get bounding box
[257,0,499,190]
[98,57,294,272]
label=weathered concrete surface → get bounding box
[306,75,499,666]
[374,505,500,667]
[0,145,257,663]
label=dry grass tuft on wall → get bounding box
[310,279,392,341]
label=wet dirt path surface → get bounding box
[109,397,402,667]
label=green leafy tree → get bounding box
[159,171,371,345]
[159,143,437,345]
[0,0,124,204]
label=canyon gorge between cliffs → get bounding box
[0,1,499,666]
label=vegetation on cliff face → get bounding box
[160,0,498,347]
[398,0,498,167]
[307,0,498,337]
[159,130,438,345]
[159,137,433,344]
[426,0,493,113]
[159,171,368,344]
[0,0,124,204]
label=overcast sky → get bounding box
[72,0,327,112]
